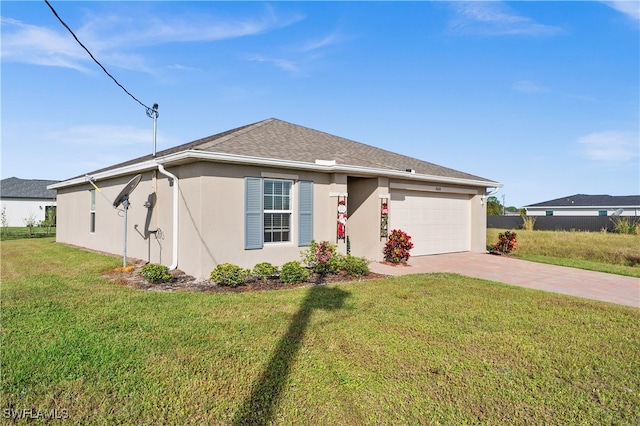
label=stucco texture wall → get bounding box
[55,172,174,266]
[56,162,340,278]
[183,163,336,277]
[55,161,489,279]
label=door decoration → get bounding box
[380,198,389,239]
[337,198,347,240]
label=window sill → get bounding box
[263,241,294,247]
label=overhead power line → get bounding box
[44,0,153,112]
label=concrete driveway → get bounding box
[369,252,640,308]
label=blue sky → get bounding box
[1,1,638,208]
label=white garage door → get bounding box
[389,190,471,256]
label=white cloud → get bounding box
[83,9,303,48]
[246,28,350,75]
[1,7,303,73]
[167,64,203,72]
[245,54,300,73]
[48,124,174,147]
[512,80,549,94]
[1,121,182,179]
[0,17,92,72]
[449,2,564,37]
[302,32,345,52]
[600,1,640,21]
[578,131,639,163]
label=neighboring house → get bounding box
[525,194,640,217]
[1,177,59,227]
[49,118,501,279]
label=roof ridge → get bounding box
[273,119,464,171]
[196,118,275,151]
[75,119,274,179]
[58,117,497,185]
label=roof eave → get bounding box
[47,159,160,190]
[49,150,502,190]
[0,195,57,200]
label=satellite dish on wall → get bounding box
[112,174,142,267]
[612,208,624,217]
[113,174,142,208]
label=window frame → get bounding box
[244,177,313,250]
[262,178,293,244]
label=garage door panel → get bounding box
[389,190,470,256]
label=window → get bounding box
[545,210,553,216]
[90,189,96,232]
[245,177,313,249]
[263,179,292,243]
[598,210,607,217]
[45,206,57,226]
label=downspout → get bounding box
[157,164,179,270]
[481,187,500,205]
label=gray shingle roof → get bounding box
[85,118,495,183]
[1,177,59,199]
[525,194,640,208]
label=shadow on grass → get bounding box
[232,284,350,425]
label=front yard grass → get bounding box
[1,238,639,424]
[487,228,640,277]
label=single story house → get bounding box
[1,177,59,227]
[49,118,501,278]
[525,194,640,217]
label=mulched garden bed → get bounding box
[104,262,389,293]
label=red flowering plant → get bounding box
[383,229,414,264]
[302,240,340,274]
[316,241,333,263]
[490,230,517,255]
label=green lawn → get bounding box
[1,238,639,425]
[488,229,640,277]
[0,226,56,241]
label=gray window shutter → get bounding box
[298,180,313,246]
[245,177,263,250]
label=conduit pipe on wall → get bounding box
[157,164,179,270]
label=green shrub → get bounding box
[210,263,249,287]
[280,261,310,284]
[252,262,279,280]
[327,253,346,274]
[301,240,341,274]
[611,216,639,235]
[342,255,370,277]
[140,263,172,283]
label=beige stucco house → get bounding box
[525,194,640,217]
[49,118,501,278]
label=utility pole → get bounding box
[146,103,159,156]
[502,194,506,215]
